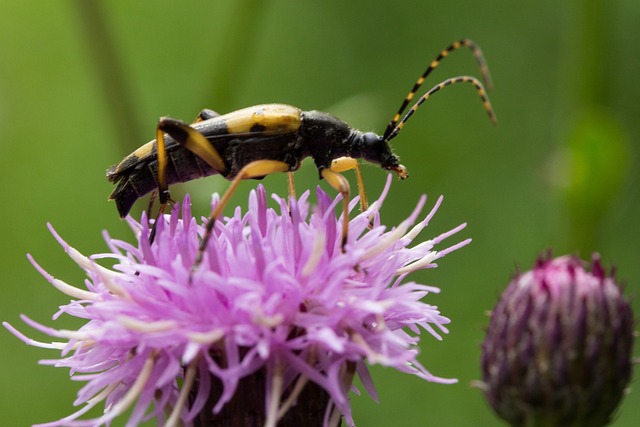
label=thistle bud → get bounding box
[480,254,634,427]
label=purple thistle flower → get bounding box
[480,254,635,427]
[5,176,469,427]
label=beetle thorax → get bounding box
[299,111,357,166]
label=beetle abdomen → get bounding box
[107,146,217,217]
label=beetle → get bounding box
[107,39,496,269]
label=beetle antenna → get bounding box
[382,39,492,140]
[385,76,496,142]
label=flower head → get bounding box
[6,176,469,427]
[480,254,635,427]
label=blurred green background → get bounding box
[1,1,638,426]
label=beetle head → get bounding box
[361,132,408,179]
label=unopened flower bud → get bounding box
[480,254,634,427]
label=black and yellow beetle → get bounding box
[107,39,496,267]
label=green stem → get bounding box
[572,0,612,107]
[205,0,269,107]
[72,1,146,155]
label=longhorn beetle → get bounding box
[107,39,496,270]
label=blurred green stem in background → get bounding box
[555,0,630,255]
[73,0,267,156]
[573,0,610,106]
[562,108,628,254]
[204,0,267,107]
[73,0,145,154]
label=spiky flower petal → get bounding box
[6,177,469,427]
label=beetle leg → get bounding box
[193,109,220,123]
[148,122,171,243]
[147,190,157,219]
[330,157,368,213]
[286,172,297,213]
[158,118,227,172]
[287,172,296,199]
[193,159,291,274]
[149,117,229,243]
[320,167,351,251]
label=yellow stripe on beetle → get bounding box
[223,104,302,135]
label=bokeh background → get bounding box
[1,1,638,426]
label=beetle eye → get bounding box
[363,132,381,150]
[362,132,397,165]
